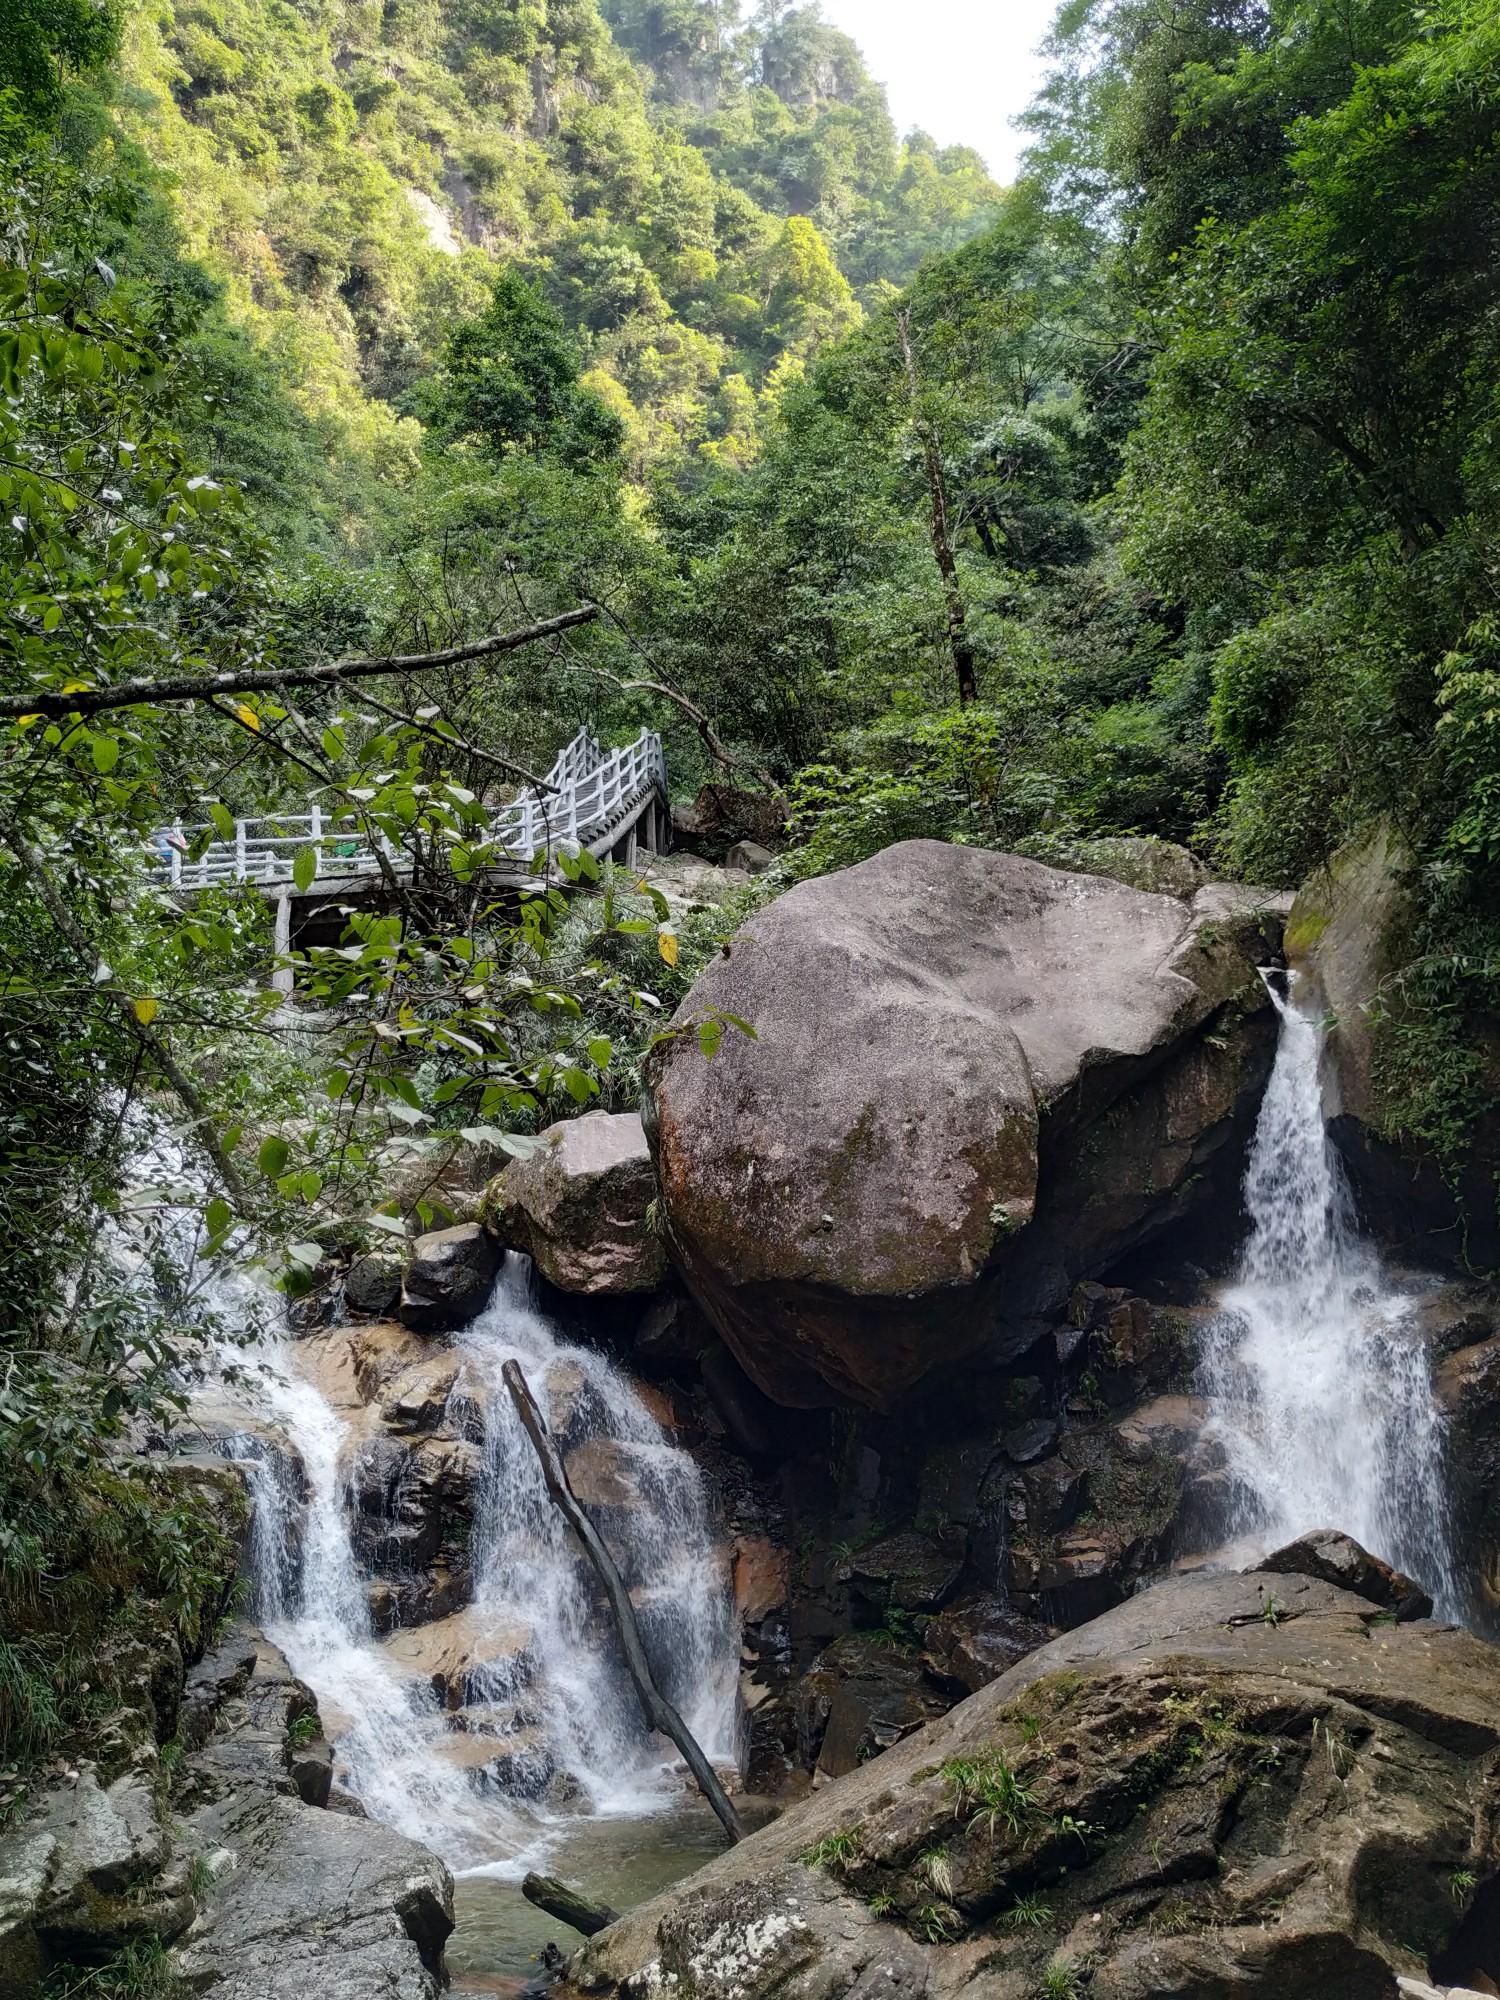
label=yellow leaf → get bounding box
[236,704,260,731]
[132,996,158,1025]
[658,930,678,967]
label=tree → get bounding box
[415,268,625,468]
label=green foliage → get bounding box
[414,268,624,467]
[998,1890,1052,1929]
[44,1938,186,1999]
[801,1826,861,1870]
[0,0,121,123]
[939,1745,1042,1839]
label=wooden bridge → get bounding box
[151,726,670,965]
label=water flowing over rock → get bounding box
[1198,973,1459,1611]
[565,1556,1500,2000]
[645,840,1282,1408]
[1287,822,1500,1268]
[223,1255,739,1870]
[487,1109,667,1295]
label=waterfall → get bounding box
[220,1254,738,1871]
[1199,972,1458,1612]
[229,1364,517,1863]
[458,1257,740,1816]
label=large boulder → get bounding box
[487,1110,667,1295]
[399,1223,500,1332]
[566,1553,1500,2000]
[645,841,1281,1407]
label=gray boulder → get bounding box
[399,1222,499,1332]
[645,840,1280,1407]
[565,1555,1500,2000]
[487,1110,666,1295]
[173,1624,452,2000]
[344,1250,403,1318]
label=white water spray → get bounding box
[459,1257,740,1821]
[1199,973,1457,1611]
[222,1255,738,1871]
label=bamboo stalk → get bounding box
[501,1358,744,1842]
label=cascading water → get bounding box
[1199,971,1459,1613]
[118,1107,739,1871]
[220,1251,738,1872]
[458,1257,740,1818]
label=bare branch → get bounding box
[0,605,600,723]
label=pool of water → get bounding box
[448,1801,757,1985]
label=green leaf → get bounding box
[698,1018,723,1058]
[299,1169,323,1202]
[587,1036,612,1067]
[287,1241,323,1268]
[257,1134,290,1177]
[205,1197,232,1237]
[91,734,119,773]
[209,802,234,840]
[326,1069,351,1099]
[367,1210,407,1236]
[293,846,317,893]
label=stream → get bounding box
[209,1251,741,1965]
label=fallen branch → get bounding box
[501,1358,744,1843]
[521,1873,621,1937]
[0,606,599,723]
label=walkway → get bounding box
[150,727,668,894]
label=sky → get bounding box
[813,0,1060,181]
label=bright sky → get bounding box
[814,0,1060,181]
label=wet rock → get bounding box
[1257,1528,1435,1621]
[379,1605,535,1709]
[488,1110,666,1296]
[1000,1416,1057,1464]
[732,1535,790,1625]
[345,1250,403,1318]
[633,1291,713,1369]
[399,1223,500,1333]
[793,1635,949,1781]
[563,1436,659,1509]
[838,1531,965,1615]
[565,1564,1500,2000]
[920,1594,1050,1696]
[646,840,1279,1408]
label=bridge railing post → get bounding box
[309,803,322,881]
[234,819,246,881]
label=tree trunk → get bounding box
[898,309,977,707]
[521,1873,621,1937]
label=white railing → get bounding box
[150,726,667,891]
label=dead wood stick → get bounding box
[0,606,599,722]
[501,1358,745,1842]
[521,1872,621,1937]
